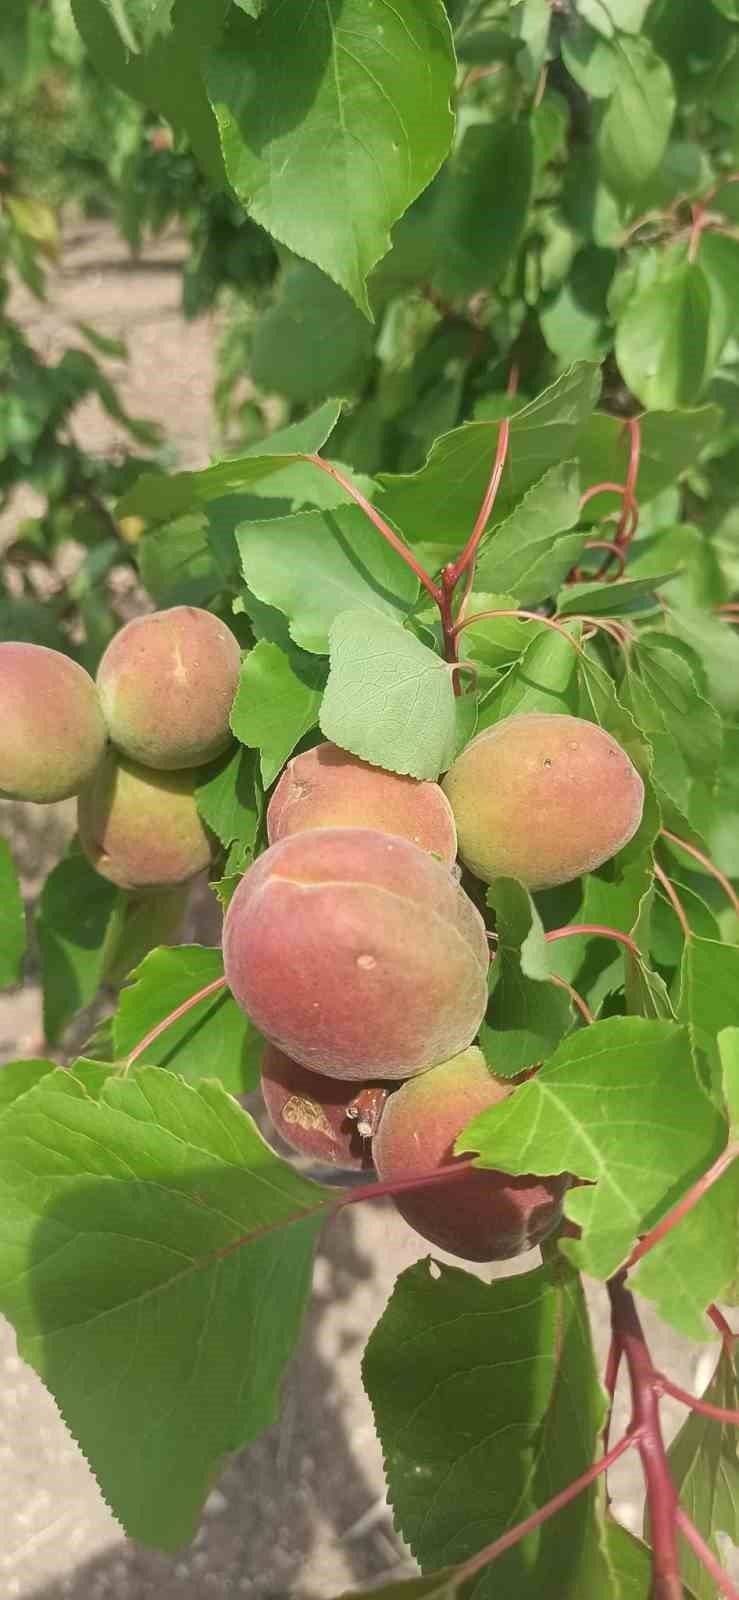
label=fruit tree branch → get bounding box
[655,1373,739,1427]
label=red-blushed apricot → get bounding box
[261,1045,377,1169]
[222,828,489,1081]
[77,750,216,891]
[267,742,457,863]
[442,712,644,890]
[372,1047,568,1262]
[0,643,106,804]
[96,606,241,770]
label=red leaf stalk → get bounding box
[627,1143,739,1269]
[653,862,692,942]
[661,830,739,919]
[655,1373,739,1427]
[303,454,443,606]
[126,976,228,1067]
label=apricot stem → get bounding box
[655,1373,739,1426]
[303,454,443,606]
[126,976,227,1067]
[661,829,739,919]
[626,1143,739,1269]
[544,923,640,960]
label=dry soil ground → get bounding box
[0,222,730,1599]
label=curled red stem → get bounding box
[661,829,739,919]
[653,861,692,942]
[583,539,626,576]
[627,1143,739,1269]
[655,1373,739,1427]
[453,608,583,654]
[579,481,628,510]
[126,977,227,1067]
[304,455,443,606]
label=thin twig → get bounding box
[303,455,443,605]
[445,417,511,587]
[655,1374,739,1427]
[544,924,640,960]
[126,977,228,1067]
[661,830,739,919]
[627,1144,739,1269]
[549,973,594,1026]
[653,862,693,942]
[676,1506,739,1599]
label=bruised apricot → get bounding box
[261,1045,376,1169]
[78,750,216,890]
[0,642,106,804]
[267,742,457,863]
[442,713,644,890]
[372,1047,567,1262]
[96,605,241,770]
[223,828,489,1081]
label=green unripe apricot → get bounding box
[372,1047,567,1262]
[96,605,241,771]
[78,750,216,891]
[0,642,106,804]
[442,713,644,890]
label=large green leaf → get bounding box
[194,743,260,851]
[631,1151,738,1339]
[378,365,601,553]
[478,625,580,728]
[474,461,585,604]
[205,0,455,314]
[36,851,122,1046]
[599,36,676,197]
[249,264,374,404]
[615,259,712,409]
[237,504,419,655]
[574,407,722,523]
[113,945,262,1091]
[668,1346,739,1600]
[0,1066,332,1548]
[230,640,325,788]
[457,1017,727,1279]
[98,0,173,52]
[320,611,457,780]
[0,839,24,989]
[433,118,533,299]
[363,1257,612,1595]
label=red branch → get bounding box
[709,1305,736,1348]
[303,454,443,606]
[627,1143,739,1269]
[126,977,228,1067]
[655,1373,739,1427]
[544,923,640,960]
[661,829,739,919]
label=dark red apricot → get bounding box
[0,643,106,804]
[372,1047,567,1262]
[78,750,216,890]
[96,605,241,770]
[267,742,457,863]
[442,713,644,890]
[222,828,489,1081]
[261,1045,377,1169]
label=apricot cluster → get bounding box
[224,712,641,1261]
[1,606,242,892]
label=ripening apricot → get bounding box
[0,642,106,804]
[78,750,216,890]
[267,742,457,863]
[372,1047,567,1261]
[261,1045,376,1169]
[223,828,489,1081]
[442,713,644,890]
[96,605,241,770]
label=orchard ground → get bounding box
[0,222,726,1599]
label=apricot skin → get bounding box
[261,1045,375,1169]
[267,742,457,863]
[0,643,106,805]
[222,828,489,1081]
[372,1047,567,1262]
[96,605,241,770]
[442,713,644,890]
[78,750,216,891]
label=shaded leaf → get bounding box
[194,743,260,850]
[668,1346,739,1600]
[36,851,122,1046]
[474,461,585,604]
[481,879,573,1077]
[615,259,712,409]
[230,641,325,788]
[599,36,676,198]
[113,945,262,1093]
[434,118,533,299]
[0,839,25,989]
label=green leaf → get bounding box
[478,625,580,728]
[696,230,739,370]
[71,0,228,186]
[320,611,457,780]
[481,879,573,1076]
[205,0,455,314]
[599,37,676,198]
[0,1060,57,1115]
[678,936,739,1093]
[363,1257,612,1594]
[137,514,222,609]
[113,945,262,1092]
[474,461,585,604]
[460,593,550,671]
[631,1148,738,1339]
[433,118,533,299]
[230,641,325,788]
[36,852,122,1046]
[624,636,722,789]
[0,839,25,988]
[194,743,260,851]
[720,1029,739,1133]
[0,1066,332,1548]
[575,407,722,523]
[458,1017,726,1279]
[249,263,374,404]
[668,1346,739,1600]
[97,0,173,53]
[615,259,712,409]
[576,0,652,35]
[237,505,419,655]
[378,364,601,553]
[558,574,673,618]
[540,245,615,364]
[117,401,342,523]
[666,606,739,720]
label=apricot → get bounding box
[77,750,216,891]
[261,1045,376,1169]
[0,643,106,805]
[267,742,457,863]
[372,1047,567,1261]
[222,828,489,1081]
[442,713,644,890]
[96,605,241,770]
